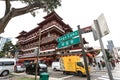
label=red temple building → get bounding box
[16,11,97,66]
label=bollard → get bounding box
[40,72,49,80]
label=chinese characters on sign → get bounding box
[58,37,80,48]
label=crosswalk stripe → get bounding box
[98,76,120,80]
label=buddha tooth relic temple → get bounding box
[16,11,98,66]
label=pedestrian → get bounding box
[92,62,96,70]
[111,59,116,69]
[116,59,119,64]
[97,62,101,70]
[100,60,105,69]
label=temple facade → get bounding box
[16,11,95,66]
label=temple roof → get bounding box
[43,11,63,20]
[16,30,27,38]
[38,11,66,27]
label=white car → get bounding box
[52,62,60,71]
[0,58,16,76]
[14,63,26,73]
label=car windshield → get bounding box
[39,63,47,68]
[77,62,84,67]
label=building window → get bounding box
[48,32,50,37]
[61,52,64,54]
[67,51,69,53]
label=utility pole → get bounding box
[77,25,91,80]
[35,29,41,80]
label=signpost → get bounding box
[57,26,92,49]
[93,13,114,80]
[57,26,91,80]
[77,25,91,80]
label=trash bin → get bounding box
[40,72,49,80]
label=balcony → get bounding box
[41,36,58,44]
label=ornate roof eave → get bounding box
[16,34,26,39]
[16,30,27,38]
[37,11,67,29]
[25,26,39,36]
[41,25,65,34]
[19,30,27,34]
[43,11,63,20]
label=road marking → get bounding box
[50,75,73,80]
[98,75,120,80]
[59,75,73,80]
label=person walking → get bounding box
[92,62,96,71]
[97,62,101,70]
[111,59,116,69]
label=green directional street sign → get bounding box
[58,37,80,49]
[57,30,79,42]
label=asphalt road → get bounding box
[1,64,120,80]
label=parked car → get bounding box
[14,63,26,73]
[25,63,47,75]
[0,58,16,76]
[52,62,61,71]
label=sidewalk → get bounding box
[90,66,107,73]
[90,63,120,73]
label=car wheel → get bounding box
[53,68,57,71]
[78,71,83,77]
[14,67,18,73]
[1,70,9,76]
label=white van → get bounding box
[52,62,60,71]
[0,58,16,76]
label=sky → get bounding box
[0,0,120,48]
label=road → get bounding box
[1,64,120,80]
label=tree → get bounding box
[102,49,113,61]
[1,41,19,57]
[105,49,113,61]
[0,51,4,58]
[0,0,61,33]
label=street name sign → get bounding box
[57,27,92,42]
[57,37,80,49]
[57,30,79,42]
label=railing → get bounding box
[41,36,58,44]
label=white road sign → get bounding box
[92,13,110,41]
[97,13,110,37]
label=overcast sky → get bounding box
[0,0,120,48]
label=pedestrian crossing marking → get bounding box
[98,76,120,80]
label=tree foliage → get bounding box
[2,41,19,57]
[0,51,4,58]
[102,49,113,61]
[0,0,61,33]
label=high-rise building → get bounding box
[0,37,11,51]
[107,40,116,59]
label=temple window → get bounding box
[61,52,64,54]
[48,32,50,37]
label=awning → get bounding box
[86,53,93,57]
